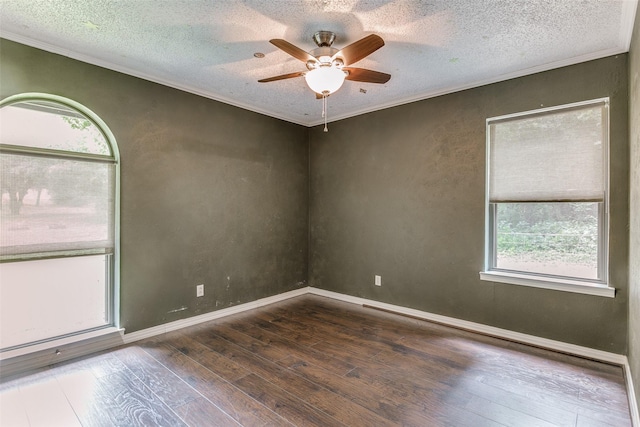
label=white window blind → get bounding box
[488,101,607,203]
[0,153,115,256]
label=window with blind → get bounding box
[0,95,119,350]
[482,99,611,295]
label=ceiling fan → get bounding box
[258,31,390,131]
[258,31,391,98]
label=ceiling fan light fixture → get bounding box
[304,65,346,95]
[259,32,389,131]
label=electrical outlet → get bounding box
[374,275,382,286]
[196,284,204,297]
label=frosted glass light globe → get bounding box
[305,66,347,95]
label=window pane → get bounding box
[0,255,109,349]
[0,153,114,256]
[494,202,599,280]
[0,101,110,156]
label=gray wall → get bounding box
[0,39,309,333]
[309,55,629,353]
[628,2,640,415]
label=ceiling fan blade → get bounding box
[343,67,391,84]
[258,71,305,83]
[333,34,385,66]
[270,39,317,63]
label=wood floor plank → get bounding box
[53,351,130,379]
[295,303,412,343]
[65,369,187,427]
[479,370,632,426]
[331,316,616,419]
[282,356,439,426]
[283,311,470,385]
[576,404,633,427]
[113,345,201,409]
[0,385,31,427]
[139,340,291,427]
[19,375,82,427]
[309,337,383,366]
[224,318,356,375]
[239,315,324,346]
[176,328,398,427]
[463,393,559,427]
[161,331,251,382]
[55,367,110,427]
[271,313,402,363]
[576,413,626,427]
[209,324,295,362]
[270,306,456,364]
[449,377,578,426]
[103,371,188,426]
[268,313,347,343]
[173,396,242,426]
[233,373,345,427]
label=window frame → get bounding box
[480,98,615,298]
[0,93,121,344]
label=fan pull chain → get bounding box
[322,92,329,132]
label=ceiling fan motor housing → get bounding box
[312,31,336,47]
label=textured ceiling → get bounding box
[0,0,637,126]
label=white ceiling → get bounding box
[0,0,637,126]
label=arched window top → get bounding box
[0,93,118,161]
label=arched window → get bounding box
[0,93,119,350]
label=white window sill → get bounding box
[479,271,615,298]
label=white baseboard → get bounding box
[308,287,627,364]
[122,287,308,344]
[624,360,640,427]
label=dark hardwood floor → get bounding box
[0,295,633,426]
